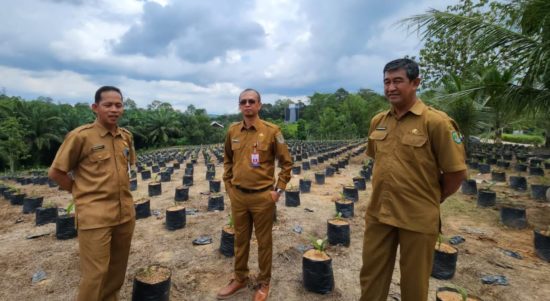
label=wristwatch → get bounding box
[275,188,284,195]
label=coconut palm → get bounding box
[423,73,490,151]
[403,0,550,144]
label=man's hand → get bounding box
[440,170,467,203]
[48,167,73,192]
[270,190,280,202]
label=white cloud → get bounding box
[0,0,455,114]
[0,66,97,99]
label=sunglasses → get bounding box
[239,99,257,105]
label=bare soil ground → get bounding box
[1,147,549,301]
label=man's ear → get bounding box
[412,77,421,88]
[91,103,98,114]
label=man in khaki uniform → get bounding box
[360,59,467,301]
[217,88,293,301]
[49,86,136,301]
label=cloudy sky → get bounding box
[0,0,454,114]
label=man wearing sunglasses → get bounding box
[218,88,293,301]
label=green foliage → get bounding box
[300,90,388,140]
[403,0,521,88]
[309,236,328,253]
[502,133,544,145]
[405,0,550,147]
[0,116,30,172]
[227,214,234,228]
[153,173,161,183]
[66,201,75,215]
[445,284,469,301]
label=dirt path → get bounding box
[0,147,549,301]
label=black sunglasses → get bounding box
[239,99,257,105]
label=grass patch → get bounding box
[502,133,544,145]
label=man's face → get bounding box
[92,90,124,127]
[383,69,420,106]
[239,91,262,118]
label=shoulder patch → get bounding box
[452,131,463,144]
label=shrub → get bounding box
[502,133,544,145]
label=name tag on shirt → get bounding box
[92,144,105,151]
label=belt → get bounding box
[235,185,272,194]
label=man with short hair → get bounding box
[49,86,136,301]
[217,88,293,301]
[360,59,467,301]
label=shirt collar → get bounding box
[240,118,264,131]
[387,99,426,117]
[94,120,122,137]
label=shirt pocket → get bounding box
[400,134,428,162]
[257,143,271,163]
[88,151,112,173]
[368,130,389,153]
[231,142,241,150]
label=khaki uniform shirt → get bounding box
[366,100,466,234]
[223,119,293,191]
[51,121,136,230]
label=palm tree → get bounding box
[423,74,490,151]
[19,101,64,165]
[403,0,550,144]
[143,108,183,146]
[2,99,63,166]
[472,66,520,142]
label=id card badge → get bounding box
[251,153,260,167]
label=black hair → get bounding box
[94,86,123,104]
[239,88,261,102]
[383,58,419,81]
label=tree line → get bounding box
[2,0,549,172]
[0,89,389,172]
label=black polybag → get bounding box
[303,255,334,294]
[431,248,457,280]
[219,229,235,257]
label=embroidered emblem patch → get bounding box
[452,131,463,144]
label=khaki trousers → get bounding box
[230,188,275,284]
[359,220,437,301]
[77,219,135,301]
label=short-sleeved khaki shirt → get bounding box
[223,119,293,191]
[366,100,466,234]
[51,121,136,230]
